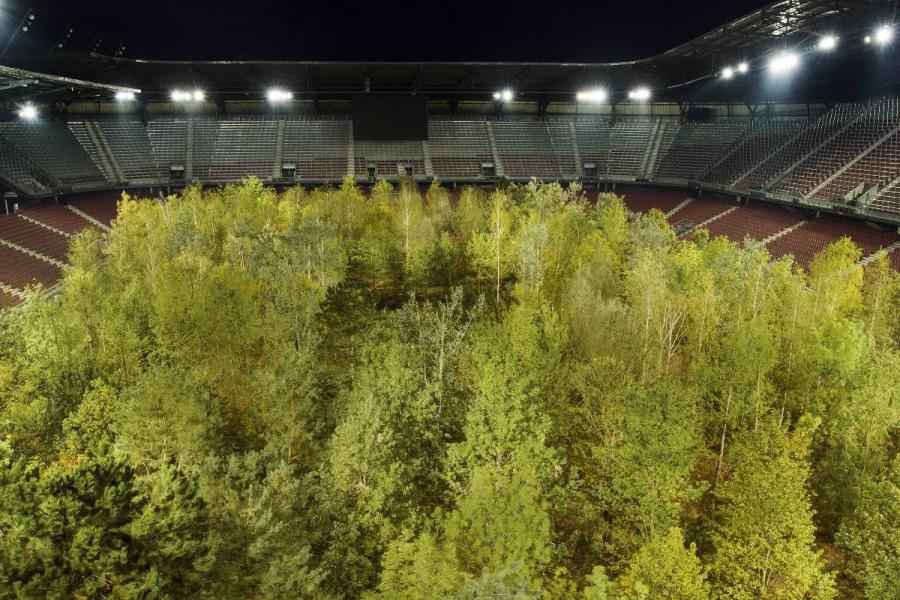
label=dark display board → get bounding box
[352,95,428,140]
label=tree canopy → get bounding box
[0,177,897,598]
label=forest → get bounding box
[0,177,897,599]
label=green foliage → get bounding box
[708,421,835,599]
[618,527,709,600]
[836,457,900,600]
[0,442,210,599]
[0,179,896,598]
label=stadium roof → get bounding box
[0,0,897,107]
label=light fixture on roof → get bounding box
[576,88,608,103]
[628,87,651,101]
[493,89,514,102]
[172,89,205,102]
[737,62,749,74]
[873,25,895,45]
[115,91,137,102]
[721,66,735,80]
[817,34,838,51]
[18,103,38,120]
[266,88,293,103]
[768,51,800,75]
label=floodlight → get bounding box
[171,90,190,102]
[266,88,293,103]
[192,90,205,102]
[500,89,514,102]
[115,91,137,102]
[721,66,735,80]
[874,25,894,45]
[737,62,749,74]
[18,103,38,120]
[817,34,838,51]
[628,87,651,101]
[576,88,608,103]
[768,51,800,75]
[865,34,873,44]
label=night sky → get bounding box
[5,0,769,62]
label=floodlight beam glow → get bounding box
[817,34,838,51]
[721,66,735,80]
[493,89,514,102]
[874,25,894,45]
[628,87,651,101]
[267,88,293,103]
[18,103,38,120]
[576,88,608,103]
[115,91,137,102]
[768,51,800,74]
[171,89,206,102]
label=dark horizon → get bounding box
[7,0,768,62]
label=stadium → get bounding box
[0,0,898,598]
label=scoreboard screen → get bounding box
[352,95,428,141]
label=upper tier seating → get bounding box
[869,179,900,215]
[429,119,493,179]
[705,118,806,186]
[737,102,867,191]
[0,121,108,189]
[354,140,426,178]
[776,98,900,198]
[282,117,349,180]
[3,108,900,223]
[655,121,748,180]
[98,120,163,183]
[194,118,278,181]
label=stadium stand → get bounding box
[703,203,806,243]
[668,197,736,229]
[282,117,349,181]
[19,204,95,234]
[98,120,162,184]
[704,118,807,186]
[765,216,898,266]
[0,243,62,290]
[888,247,900,271]
[0,120,108,189]
[354,140,426,179]
[775,98,900,199]
[69,194,120,226]
[0,216,71,262]
[618,188,689,213]
[429,119,494,180]
[655,121,748,181]
[736,102,868,192]
[147,118,188,177]
[194,117,278,181]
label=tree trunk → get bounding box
[715,389,732,486]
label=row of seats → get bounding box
[4,108,900,220]
[766,216,898,266]
[776,98,900,198]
